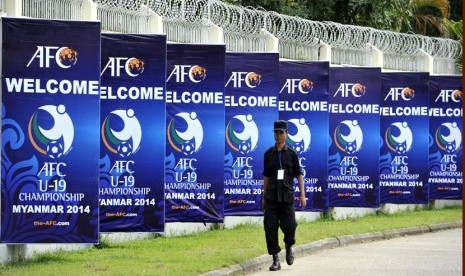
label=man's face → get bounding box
[274,130,287,144]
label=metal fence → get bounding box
[95,0,153,33]
[22,0,83,20]
[15,0,463,74]
[149,0,215,43]
[267,12,322,60]
[320,22,373,66]
[213,4,270,52]
[376,32,427,71]
[153,0,461,73]
[430,38,462,74]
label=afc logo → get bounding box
[167,65,206,83]
[435,90,462,103]
[333,83,366,98]
[101,57,145,77]
[27,46,78,68]
[279,79,313,94]
[225,71,261,88]
[384,87,415,101]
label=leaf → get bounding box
[410,0,450,18]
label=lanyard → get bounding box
[278,151,282,169]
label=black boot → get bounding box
[285,245,294,265]
[269,254,281,271]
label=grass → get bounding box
[0,206,461,276]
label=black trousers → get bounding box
[263,200,297,255]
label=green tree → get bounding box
[410,0,450,35]
[222,0,461,38]
[447,0,462,20]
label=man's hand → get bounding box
[296,175,306,208]
[299,193,307,208]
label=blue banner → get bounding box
[328,67,380,208]
[380,73,429,204]
[278,61,329,211]
[99,33,166,232]
[224,52,279,216]
[165,44,225,222]
[428,75,462,200]
[1,18,100,243]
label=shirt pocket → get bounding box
[283,185,295,203]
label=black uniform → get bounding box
[262,144,302,255]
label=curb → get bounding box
[202,221,462,276]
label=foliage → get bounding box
[442,18,462,71]
[346,0,413,31]
[442,18,463,40]
[222,0,462,39]
[447,0,462,20]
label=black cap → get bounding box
[274,120,288,131]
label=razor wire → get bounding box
[162,19,213,43]
[223,7,270,51]
[16,0,462,73]
[97,5,152,33]
[266,12,322,60]
[149,0,217,43]
[95,0,142,11]
[430,38,462,74]
[321,22,374,66]
[154,0,459,72]
[209,4,271,51]
[150,0,209,21]
[379,32,425,71]
[95,0,155,33]
[150,1,272,50]
[22,0,83,20]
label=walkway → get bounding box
[203,222,462,276]
[249,228,462,276]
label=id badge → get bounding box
[277,169,284,180]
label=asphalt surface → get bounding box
[203,222,462,276]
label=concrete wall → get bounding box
[0,0,461,266]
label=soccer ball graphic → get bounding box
[402,87,415,100]
[299,79,313,93]
[47,140,64,159]
[293,141,305,154]
[58,48,78,67]
[445,142,456,153]
[127,58,144,75]
[452,90,462,101]
[118,141,133,157]
[182,140,196,156]
[352,83,366,97]
[247,72,261,87]
[345,142,357,155]
[190,65,207,82]
[395,142,407,155]
[239,140,252,155]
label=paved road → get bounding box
[248,228,462,276]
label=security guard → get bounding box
[262,120,306,271]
